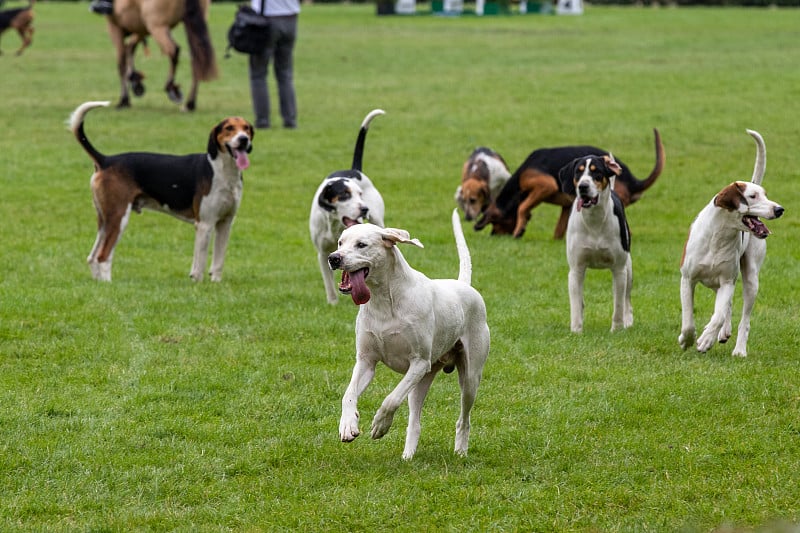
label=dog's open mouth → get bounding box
[743,215,770,239]
[342,217,360,228]
[577,195,598,212]
[232,147,250,170]
[339,268,371,305]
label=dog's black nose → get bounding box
[578,183,590,193]
[360,206,369,218]
[328,253,342,270]
[774,206,785,218]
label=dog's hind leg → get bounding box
[733,241,766,357]
[454,332,489,457]
[403,371,438,460]
[89,204,131,281]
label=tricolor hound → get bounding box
[70,101,253,282]
[679,129,784,357]
[562,154,633,333]
[327,210,490,460]
[310,109,385,304]
[474,129,664,239]
[455,147,511,222]
[0,0,34,56]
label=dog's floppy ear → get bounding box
[604,154,623,176]
[207,123,221,160]
[714,181,747,212]
[558,158,581,196]
[380,228,424,249]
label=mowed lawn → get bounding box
[1,2,799,530]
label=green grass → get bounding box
[1,2,800,530]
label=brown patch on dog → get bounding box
[714,182,746,212]
[513,170,568,238]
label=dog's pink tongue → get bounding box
[349,269,371,305]
[234,150,250,170]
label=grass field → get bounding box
[1,2,800,530]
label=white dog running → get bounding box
[679,129,784,357]
[563,154,633,333]
[327,210,490,460]
[310,109,385,304]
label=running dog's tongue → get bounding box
[349,269,371,305]
[234,149,250,170]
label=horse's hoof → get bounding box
[116,97,131,109]
[132,82,146,97]
[166,85,183,104]
[185,100,196,112]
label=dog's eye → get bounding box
[590,165,597,171]
[339,192,351,201]
[578,165,585,172]
[356,242,367,249]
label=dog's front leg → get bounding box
[372,358,430,442]
[610,264,631,332]
[340,357,377,442]
[678,275,697,350]
[697,283,735,352]
[190,221,213,281]
[568,266,586,333]
[209,215,234,282]
[733,246,765,357]
[403,371,437,460]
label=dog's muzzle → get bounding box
[328,252,342,270]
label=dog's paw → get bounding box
[339,412,360,442]
[678,329,695,350]
[696,329,716,353]
[371,408,395,440]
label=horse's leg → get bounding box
[127,36,147,97]
[107,21,131,108]
[147,25,182,105]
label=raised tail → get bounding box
[351,109,385,171]
[69,101,110,168]
[631,128,665,195]
[452,209,472,285]
[746,129,766,185]
[183,0,218,82]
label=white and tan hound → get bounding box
[70,101,253,282]
[679,130,784,357]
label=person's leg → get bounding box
[249,48,272,129]
[272,17,297,128]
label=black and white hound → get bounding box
[561,154,633,333]
[70,101,254,282]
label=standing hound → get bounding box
[679,130,784,357]
[455,147,511,222]
[475,129,664,238]
[310,109,385,304]
[70,101,253,282]
[562,154,633,333]
[0,0,34,55]
[328,210,490,460]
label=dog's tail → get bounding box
[69,101,110,168]
[627,128,666,201]
[351,109,385,172]
[452,209,472,285]
[746,129,766,185]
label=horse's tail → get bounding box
[69,101,110,169]
[183,0,218,82]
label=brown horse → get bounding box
[105,0,217,111]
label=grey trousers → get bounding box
[248,14,298,128]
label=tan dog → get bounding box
[0,0,34,56]
[455,147,511,221]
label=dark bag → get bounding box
[226,4,270,56]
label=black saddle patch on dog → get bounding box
[107,152,212,212]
